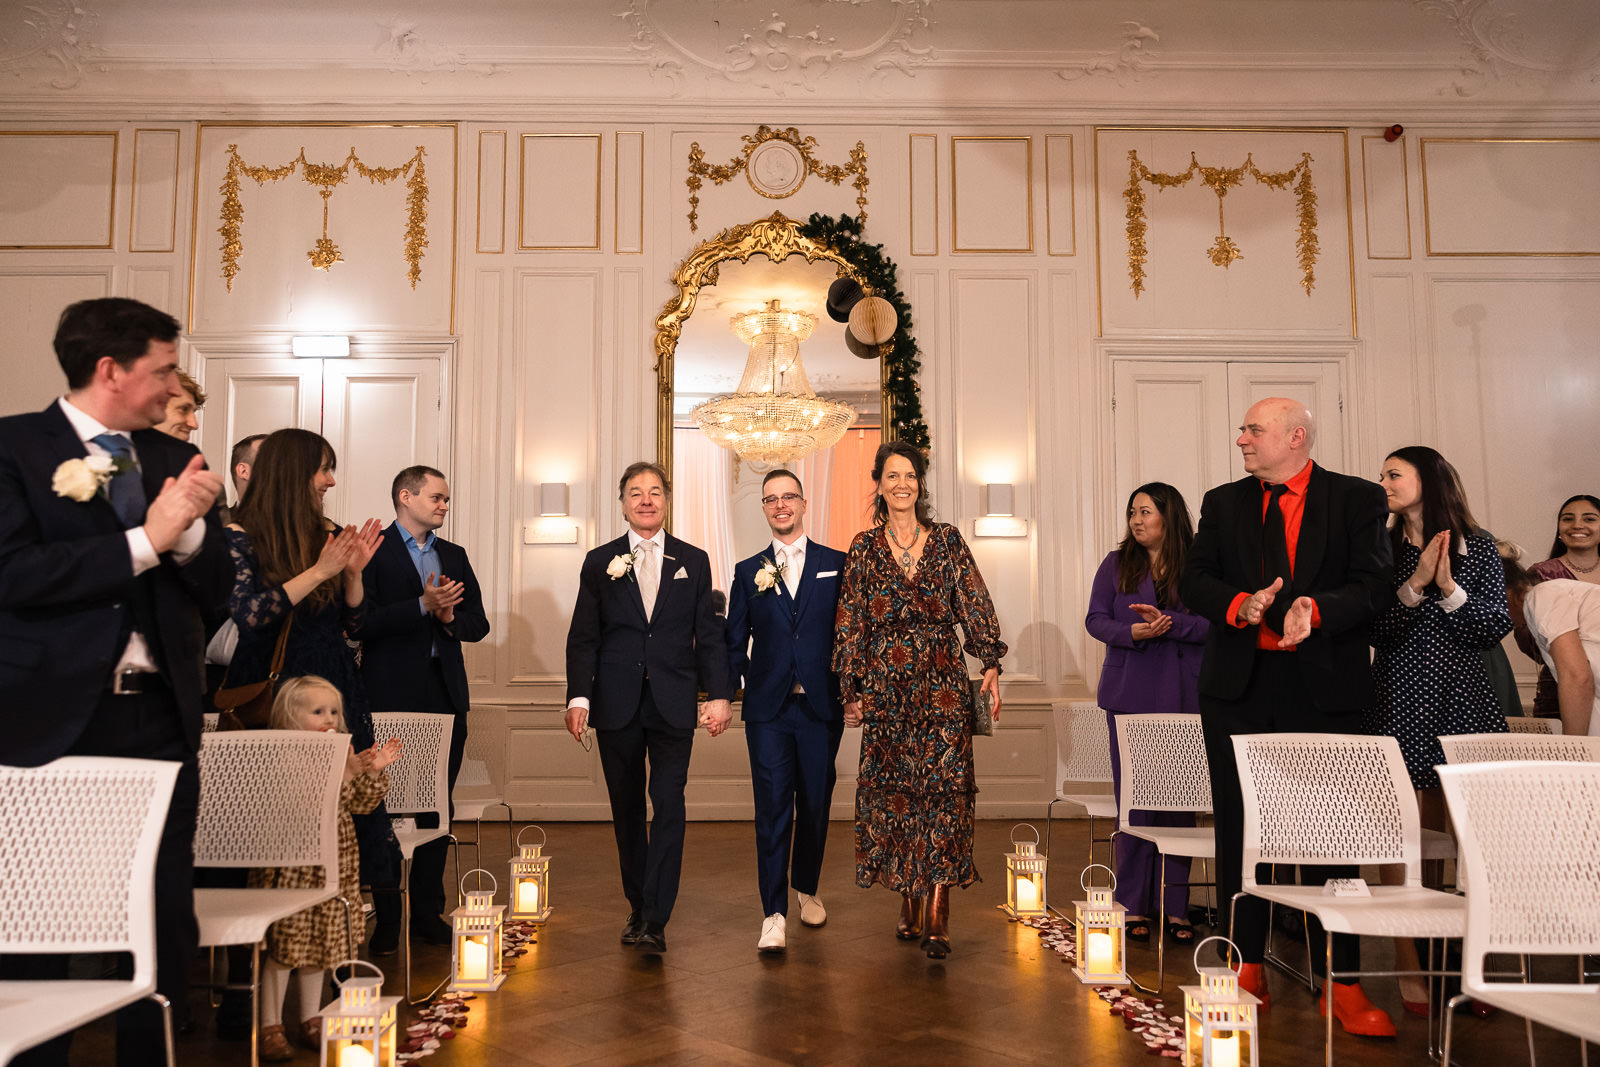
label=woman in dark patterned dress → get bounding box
[1364,445,1511,1013]
[225,429,403,947]
[833,441,1006,959]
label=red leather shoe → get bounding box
[1233,962,1271,1013]
[1320,980,1398,1037]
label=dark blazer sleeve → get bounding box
[564,548,605,706]
[693,550,732,701]
[440,543,489,644]
[725,557,753,690]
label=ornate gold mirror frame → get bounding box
[653,212,894,485]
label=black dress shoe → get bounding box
[411,916,453,945]
[620,910,646,945]
[215,991,253,1041]
[635,922,667,954]
[370,923,400,957]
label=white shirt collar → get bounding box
[59,397,140,463]
[628,528,665,553]
[772,533,808,561]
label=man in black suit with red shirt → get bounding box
[0,297,231,1065]
[1180,396,1395,1037]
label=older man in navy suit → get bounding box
[726,469,850,954]
[0,297,230,1065]
[564,461,733,955]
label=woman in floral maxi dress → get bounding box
[833,440,1006,959]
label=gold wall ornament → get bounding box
[1124,149,1319,296]
[686,125,867,232]
[218,143,430,290]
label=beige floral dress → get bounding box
[249,770,390,968]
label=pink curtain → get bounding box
[824,427,880,550]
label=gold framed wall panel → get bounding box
[614,131,645,255]
[951,135,1033,254]
[130,128,181,254]
[0,131,117,249]
[518,133,602,251]
[1420,138,1600,257]
[188,122,459,335]
[909,133,937,256]
[476,130,507,254]
[1045,134,1075,257]
[1360,134,1411,260]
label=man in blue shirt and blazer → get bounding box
[725,469,850,953]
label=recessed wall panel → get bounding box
[0,270,111,413]
[476,130,507,254]
[951,136,1032,253]
[1422,139,1600,256]
[614,132,644,254]
[909,133,937,256]
[131,129,180,253]
[519,134,602,250]
[1361,135,1410,260]
[0,132,117,248]
[1045,135,1075,256]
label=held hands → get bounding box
[422,572,466,622]
[1237,577,1284,626]
[1128,603,1174,641]
[843,700,863,728]
[144,454,224,553]
[701,698,733,738]
[564,705,588,742]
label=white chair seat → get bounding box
[0,981,153,1059]
[1245,881,1465,939]
[452,798,492,821]
[391,824,449,861]
[1420,827,1456,861]
[1471,985,1600,1044]
[1121,824,1216,860]
[195,887,339,947]
[1055,792,1116,819]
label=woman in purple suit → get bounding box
[1085,482,1209,944]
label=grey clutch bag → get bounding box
[969,679,994,737]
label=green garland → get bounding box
[799,212,930,453]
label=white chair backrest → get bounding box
[1438,760,1600,989]
[0,757,178,983]
[195,731,347,894]
[1113,712,1212,819]
[1505,715,1562,735]
[1233,733,1422,887]
[202,712,219,733]
[370,712,453,823]
[1440,732,1600,765]
[1052,700,1112,791]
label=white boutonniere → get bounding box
[52,455,127,503]
[606,550,637,581]
[753,555,786,596]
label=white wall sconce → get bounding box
[291,334,351,358]
[539,483,569,517]
[974,483,1028,538]
[525,481,578,544]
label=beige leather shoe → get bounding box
[758,913,787,953]
[797,892,827,927]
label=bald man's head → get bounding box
[1237,396,1315,483]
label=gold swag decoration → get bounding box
[219,144,430,291]
[1124,149,1319,297]
[686,125,867,232]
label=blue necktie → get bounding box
[90,433,148,527]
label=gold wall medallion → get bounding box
[685,125,867,232]
[1124,149,1319,296]
[219,143,429,290]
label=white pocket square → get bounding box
[673,568,688,579]
[816,570,839,578]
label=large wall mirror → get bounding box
[654,213,895,591]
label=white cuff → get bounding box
[1437,584,1468,613]
[568,697,590,712]
[126,528,159,576]
[170,517,206,564]
[1397,582,1426,608]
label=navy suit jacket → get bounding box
[0,402,231,766]
[725,540,846,723]
[355,522,489,715]
[565,532,732,731]
[1179,462,1393,713]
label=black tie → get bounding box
[91,433,148,527]
[1262,482,1292,588]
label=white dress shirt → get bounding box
[773,534,807,599]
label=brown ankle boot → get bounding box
[896,892,924,940]
[922,884,951,958]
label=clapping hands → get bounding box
[315,519,385,582]
[421,572,466,622]
[1128,603,1173,641]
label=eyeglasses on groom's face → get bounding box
[761,492,803,508]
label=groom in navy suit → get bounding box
[0,297,230,1064]
[725,469,849,954]
[564,461,732,954]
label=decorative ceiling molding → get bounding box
[1056,21,1160,84]
[1415,0,1600,86]
[621,0,934,97]
[0,0,100,90]
[376,17,503,79]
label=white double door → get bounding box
[195,343,447,528]
[1111,358,1346,521]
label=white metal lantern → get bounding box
[318,959,400,1067]
[449,869,506,992]
[1072,863,1129,985]
[1181,936,1260,1067]
[1002,822,1047,919]
[508,824,552,923]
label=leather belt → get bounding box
[109,669,162,695]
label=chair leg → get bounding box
[250,940,261,1067]
[400,854,413,1003]
[1324,933,1336,1067]
[1442,994,1458,1067]
[148,992,175,1067]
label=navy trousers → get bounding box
[745,693,844,917]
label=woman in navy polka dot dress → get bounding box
[1364,445,1511,1013]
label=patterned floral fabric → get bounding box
[833,522,1007,894]
[249,769,389,968]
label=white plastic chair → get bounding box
[1441,732,1600,766]
[1506,715,1564,736]
[194,730,349,1067]
[369,711,455,1004]
[0,757,180,1067]
[1439,760,1600,1067]
[202,712,220,733]
[1232,733,1466,1067]
[1112,712,1215,993]
[451,724,512,875]
[1045,700,1117,902]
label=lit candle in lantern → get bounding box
[1015,878,1039,913]
[460,938,489,982]
[338,1046,376,1067]
[1087,930,1114,972]
[1212,1033,1241,1067]
[516,880,540,916]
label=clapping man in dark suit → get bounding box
[725,469,849,954]
[356,465,489,946]
[1179,397,1395,1036]
[564,461,733,954]
[0,297,230,1065]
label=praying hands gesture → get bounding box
[422,572,466,623]
[1405,530,1456,599]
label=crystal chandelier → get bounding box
[692,299,856,465]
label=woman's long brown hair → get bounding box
[1114,481,1194,607]
[233,428,339,609]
